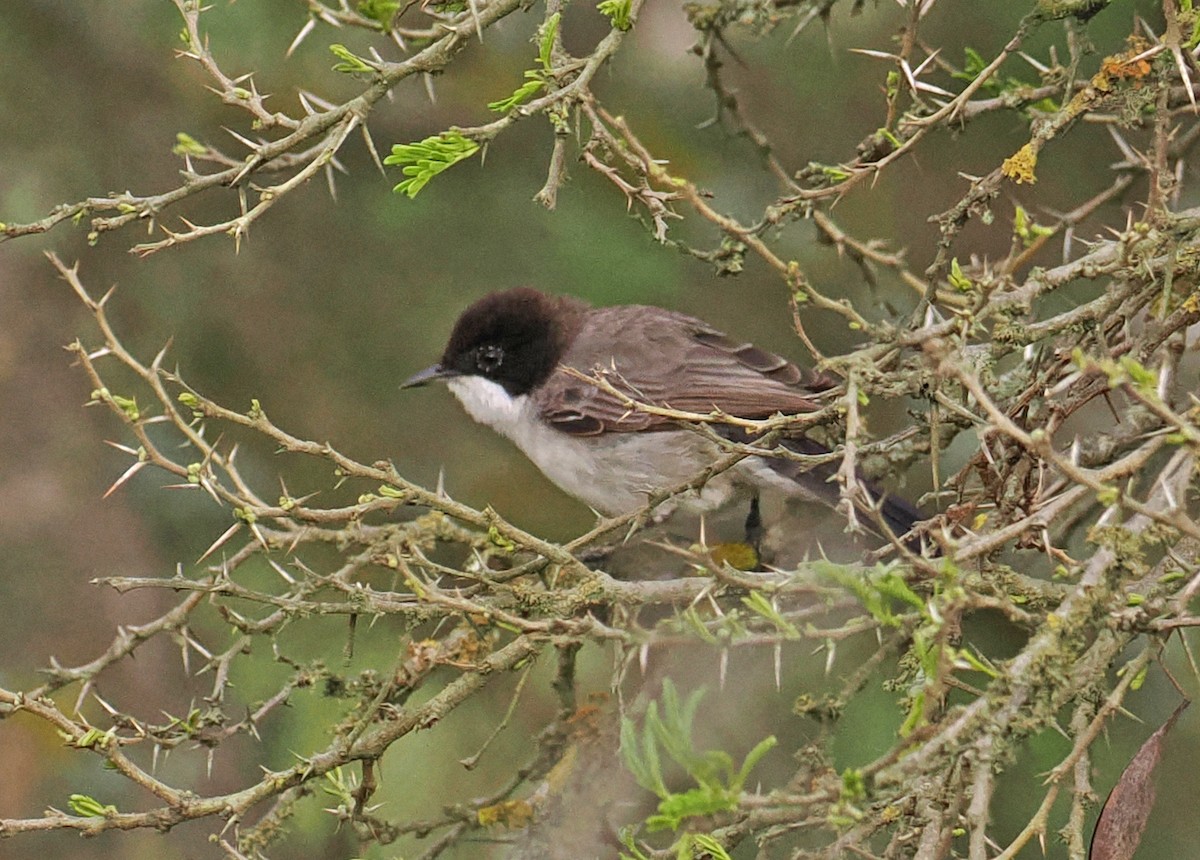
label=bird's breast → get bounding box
[446,376,734,515]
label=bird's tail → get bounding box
[875,487,923,540]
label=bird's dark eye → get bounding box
[474,344,504,375]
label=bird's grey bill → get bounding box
[401,364,459,389]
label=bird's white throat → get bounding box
[446,376,529,435]
[446,375,621,508]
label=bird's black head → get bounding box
[423,288,586,396]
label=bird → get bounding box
[402,287,921,544]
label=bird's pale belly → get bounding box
[524,428,740,516]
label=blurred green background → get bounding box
[2,1,1196,858]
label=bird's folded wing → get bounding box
[536,306,835,435]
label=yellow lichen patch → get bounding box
[1098,36,1152,86]
[1002,143,1038,185]
[708,540,760,571]
[446,629,491,665]
[477,799,535,829]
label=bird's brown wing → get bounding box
[533,305,835,436]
